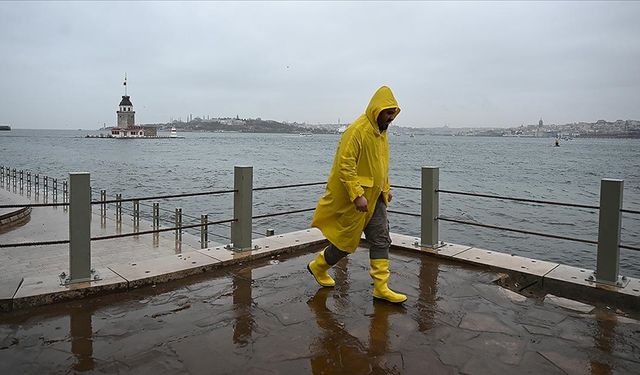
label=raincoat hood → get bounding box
[365,86,401,132]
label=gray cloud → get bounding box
[1,1,638,129]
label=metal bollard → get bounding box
[175,208,182,241]
[35,174,39,194]
[421,166,440,248]
[266,229,275,237]
[201,214,208,249]
[115,193,122,223]
[12,169,16,190]
[19,170,23,191]
[53,178,57,201]
[100,190,106,217]
[62,180,67,202]
[153,203,159,228]
[68,172,92,283]
[27,172,32,193]
[595,179,624,285]
[133,200,140,229]
[44,175,48,196]
[231,166,253,250]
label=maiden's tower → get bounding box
[110,75,156,138]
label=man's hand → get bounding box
[354,196,368,212]
[388,190,393,203]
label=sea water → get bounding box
[1,129,639,277]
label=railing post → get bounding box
[266,228,275,237]
[421,166,439,248]
[175,207,182,241]
[231,165,253,250]
[201,214,208,249]
[133,199,140,229]
[153,202,159,228]
[595,178,624,285]
[52,178,57,201]
[100,190,106,217]
[115,194,122,223]
[69,172,92,283]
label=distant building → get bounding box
[111,76,156,137]
[539,118,544,127]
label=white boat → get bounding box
[170,127,177,138]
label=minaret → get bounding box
[117,73,135,129]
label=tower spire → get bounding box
[123,73,128,96]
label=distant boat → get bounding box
[0,124,11,131]
[170,127,178,138]
[299,132,313,136]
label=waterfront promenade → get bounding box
[1,183,639,373]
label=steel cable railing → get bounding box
[620,244,640,251]
[0,188,236,209]
[252,207,315,220]
[436,189,600,210]
[0,218,236,248]
[390,184,421,191]
[437,216,598,245]
[253,181,325,191]
[95,189,236,204]
[387,209,420,217]
[389,184,639,252]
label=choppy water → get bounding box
[1,129,639,277]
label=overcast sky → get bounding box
[1,1,639,129]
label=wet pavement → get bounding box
[0,191,211,283]
[0,248,638,374]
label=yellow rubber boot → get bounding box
[370,259,407,303]
[307,249,335,287]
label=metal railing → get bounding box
[2,164,638,287]
[0,165,324,285]
[389,167,637,287]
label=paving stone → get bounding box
[459,312,520,335]
[516,351,566,374]
[543,294,595,314]
[538,350,590,375]
[453,247,559,278]
[518,307,568,327]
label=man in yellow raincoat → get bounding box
[308,86,407,303]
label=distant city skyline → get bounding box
[1,1,639,129]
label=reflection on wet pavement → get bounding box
[0,247,638,374]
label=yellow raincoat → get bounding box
[312,86,400,252]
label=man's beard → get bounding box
[378,123,389,132]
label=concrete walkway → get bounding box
[0,249,638,374]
